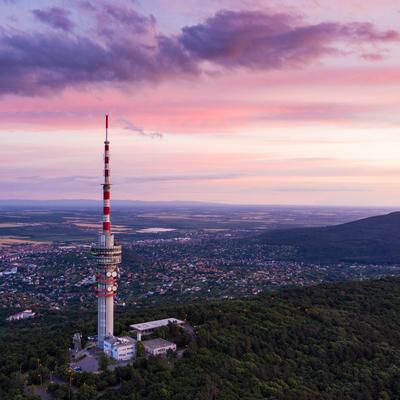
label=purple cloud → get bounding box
[32,7,74,32]
[92,3,156,39]
[0,7,398,96]
[179,11,399,68]
[0,32,195,96]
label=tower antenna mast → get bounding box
[92,115,122,348]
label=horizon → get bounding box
[2,1,400,206]
[0,198,398,210]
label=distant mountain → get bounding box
[256,211,400,263]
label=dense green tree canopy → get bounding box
[2,278,400,399]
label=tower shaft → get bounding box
[91,115,122,348]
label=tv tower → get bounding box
[91,115,122,348]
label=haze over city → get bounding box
[1,0,400,205]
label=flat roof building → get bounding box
[130,318,184,341]
[6,309,36,321]
[142,338,177,356]
[103,336,136,361]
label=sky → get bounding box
[1,0,400,206]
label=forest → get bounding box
[256,211,400,263]
[2,277,400,399]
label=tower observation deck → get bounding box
[91,115,122,348]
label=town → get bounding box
[2,234,400,311]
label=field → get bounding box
[0,201,393,244]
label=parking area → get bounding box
[70,350,99,373]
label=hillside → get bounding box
[3,278,400,399]
[256,211,400,263]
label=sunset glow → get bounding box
[2,0,400,205]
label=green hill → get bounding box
[256,211,400,262]
[3,278,400,399]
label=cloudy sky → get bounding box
[1,0,400,205]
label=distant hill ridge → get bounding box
[0,199,224,209]
[257,211,400,263]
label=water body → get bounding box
[136,228,176,233]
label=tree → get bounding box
[77,383,97,400]
[99,353,109,372]
[136,342,145,358]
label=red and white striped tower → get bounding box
[103,114,111,234]
[91,115,122,348]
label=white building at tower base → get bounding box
[103,336,136,361]
[130,317,184,341]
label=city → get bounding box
[2,220,400,311]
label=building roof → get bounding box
[104,336,136,347]
[129,318,184,332]
[142,338,176,351]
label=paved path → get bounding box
[24,385,50,400]
[34,386,51,400]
